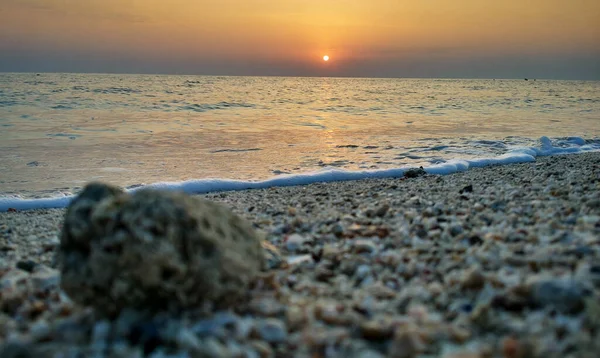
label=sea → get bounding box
[1,73,599,210]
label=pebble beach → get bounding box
[1,152,599,357]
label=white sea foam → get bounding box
[0,136,598,212]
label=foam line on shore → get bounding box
[1,136,598,212]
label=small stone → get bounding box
[467,235,483,246]
[473,203,485,211]
[315,266,335,282]
[176,328,202,351]
[249,340,273,358]
[315,302,352,325]
[256,318,287,343]
[92,320,111,345]
[306,327,351,349]
[405,167,426,178]
[355,350,385,358]
[449,224,464,237]
[389,324,425,358]
[407,304,429,321]
[491,293,531,312]
[368,282,397,299]
[354,240,377,254]
[375,204,390,217]
[235,318,255,340]
[16,260,37,273]
[285,305,308,331]
[354,296,376,316]
[261,241,283,270]
[428,282,444,297]
[42,236,60,252]
[249,297,284,317]
[459,184,473,194]
[448,325,471,343]
[462,267,486,290]
[286,255,314,267]
[0,314,16,337]
[530,279,589,313]
[30,267,60,292]
[501,336,521,358]
[30,319,51,341]
[332,223,344,237]
[322,245,341,260]
[0,269,30,313]
[198,337,229,357]
[355,265,371,280]
[360,320,393,340]
[1,244,16,251]
[25,300,47,318]
[285,234,306,252]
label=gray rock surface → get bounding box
[57,182,265,314]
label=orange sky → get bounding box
[1,0,599,78]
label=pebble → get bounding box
[199,337,229,357]
[31,267,60,291]
[285,305,309,331]
[192,312,238,338]
[530,278,589,313]
[16,260,37,273]
[41,236,60,252]
[449,224,464,237]
[91,320,111,345]
[360,320,393,340]
[404,167,426,178]
[285,233,307,252]
[249,297,284,317]
[255,319,287,343]
[389,325,425,358]
[247,341,271,358]
[353,240,378,254]
[332,223,345,237]
[355,350,385,358]
[462,267,486,290]
[355,265,372,280]
[286,254,314,266]
[375,204,390,217]
[175,328,202,352]
[29,319,51,341]
[321,245,341,260]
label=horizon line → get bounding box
[1,70,596,82]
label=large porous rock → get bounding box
[57,182,266,314]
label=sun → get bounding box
[323,55,330,62]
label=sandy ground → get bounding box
[1,152,599,357]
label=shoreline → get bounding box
[1,141,599,211]
[1,152,599,356]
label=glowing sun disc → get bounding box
[323,55,329,61]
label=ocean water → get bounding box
[1,73,599,205]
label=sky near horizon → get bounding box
[1,0,599,79]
